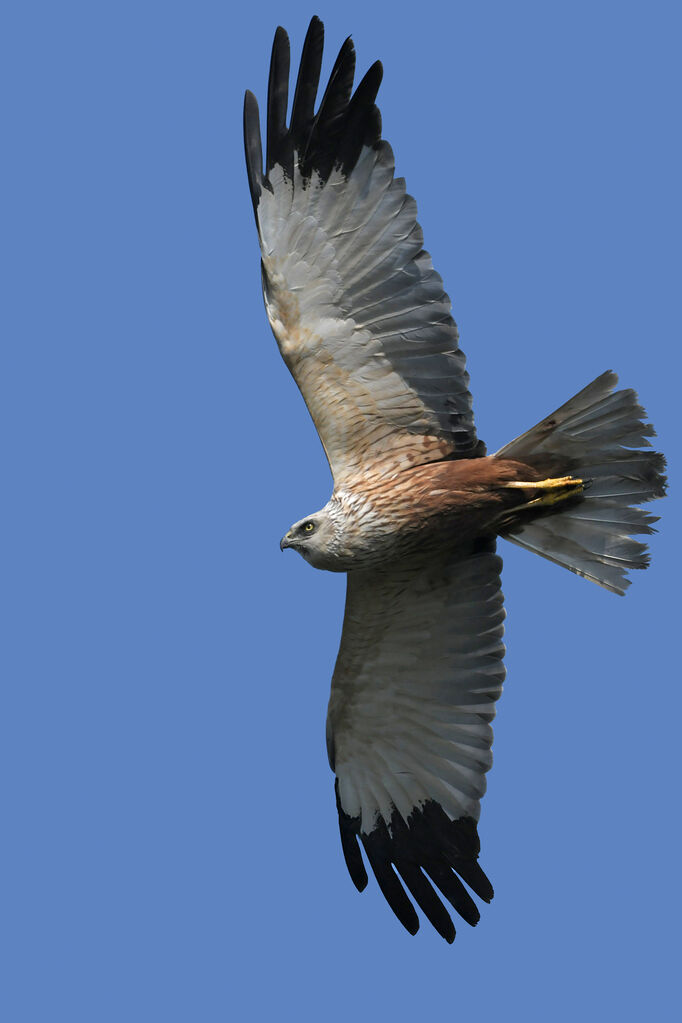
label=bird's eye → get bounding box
[303,521,315,533]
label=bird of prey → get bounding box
[243,17,666,943]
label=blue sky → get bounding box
[3,1,680,1020]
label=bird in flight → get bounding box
[243,16,666,943]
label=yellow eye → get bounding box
[303,521,315,533]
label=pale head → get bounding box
[279,505,343,570]
[279,491,387,572]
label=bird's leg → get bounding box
[498,475,587,520]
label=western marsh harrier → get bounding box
[243,17,666,942]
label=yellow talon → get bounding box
[503,475,585,511]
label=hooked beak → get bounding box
[280,532,293,551]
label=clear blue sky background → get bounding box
[3,2,680,1020]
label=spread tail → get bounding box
[495,371,667,595]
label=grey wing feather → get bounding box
[327,543,504,938]
[244,19,484,483]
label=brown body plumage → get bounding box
[318,457,549,572]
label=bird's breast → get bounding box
[334,457,531,569]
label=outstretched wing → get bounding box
[327,541,505,942]
[244,18,484,486]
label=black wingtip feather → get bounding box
[243,90,263,215]
[424,860,481,926]
[335,780,368,891]
[244,17,385,204]
[336,60,383,175]
[301,36,356,181]
[290,16,324,149]
[335,787,493,942]
[362,819,421,936]
[455,861,494,903]
[266,27,292,178]
[396,858,456,943]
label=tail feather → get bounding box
[496,371,667,595]
[503,525,649,594]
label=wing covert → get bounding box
[244,18,485,485]
[327,541,505,942]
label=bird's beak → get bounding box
[280,532,292,551]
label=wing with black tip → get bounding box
[327,542,504,942]
[244,17,484,486]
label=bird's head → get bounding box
[280,506,344,571]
